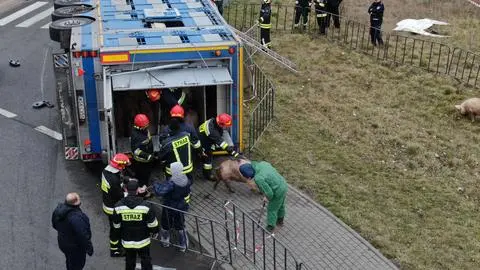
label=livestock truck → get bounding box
[49,0,244,163]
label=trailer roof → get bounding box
[73,0,239,51]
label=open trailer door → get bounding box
[100,67,117,162]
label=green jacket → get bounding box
[251,161,288,200]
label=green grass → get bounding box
[247,33,480,269]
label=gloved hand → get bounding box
[151,233,159,239]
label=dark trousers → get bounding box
[161,208,186,230]
[125,246,152,270]
[108,215,120,251]
[131,160,153,187]
[326,5,340,28]
[260,28,271,48]
[370,20,383,45]
[316,16,326,34]
[294,6,309,26]
[60,247,86,270]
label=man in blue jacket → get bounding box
[52,193,94,270]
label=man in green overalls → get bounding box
[239,161,288,232]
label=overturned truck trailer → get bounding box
[49,0,245,163]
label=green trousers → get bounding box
[266,185,287,227]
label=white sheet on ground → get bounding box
[393,18,449,37]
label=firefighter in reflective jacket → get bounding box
[198,113,239,180]
[259,0,272,49]
[314,0,327,34]
[157,114,197,182]
[131,114,155,196]
[148,88,187,126]
[101,153,131,257]
[112,180,159,270]
[294,0,312,29]
[153,162,191,252]
[158,105,201,152]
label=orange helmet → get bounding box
[170,105,185,118]
[216,113,232,128]
[146,89,161,102]
[134,114,150,129]
[110,153,131,170]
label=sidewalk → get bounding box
[186,165,399,270]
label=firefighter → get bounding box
[239,161,288,232]
[198,113,240,180]
[157,111,197,182]
[368,0,384,46]
[144,89,162,134]
[326,0,342,29]
[101,153,131,257]
[294,0,311,29]
[314,0,327,35]
[158,105,201,152]
[259,0,272,49]
[152,162,191,252]
[131,114,155,196]
[112,180,159,270]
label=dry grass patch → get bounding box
[248,33,480,269]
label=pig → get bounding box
[455,97,480,122]
[213,158,255,193]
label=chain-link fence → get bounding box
[225,3,480,88]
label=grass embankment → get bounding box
[249,33,480,269]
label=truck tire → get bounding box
[53,0,88,9]
[51,5,94,21]
[49,17,95,49]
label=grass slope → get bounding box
[250,34,480,269]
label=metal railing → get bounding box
[225,3,480,88]
[245,62,275,154]
[223,200,306,270]
[149,201,233,266]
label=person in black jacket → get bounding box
[101,153,131,257]
[131,114,155,196]
[294,0,311,29]
[153,162,191,252]
[52,193,93,270]
[112,180,159,270]
[326,0,342,29]
[198,113,240,180]
[368,0,384,46]
[259,0,272,48]
[314,0,328,34]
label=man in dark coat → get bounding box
[326,0,342,29]
[52,193,94,270]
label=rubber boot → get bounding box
[160,229,170,247]
[177,230,189,252]
[276,217,284,226]
[202,168,214,181]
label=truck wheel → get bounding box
[49,17,95,49]
[51,5,94,21]
[53,0,87,9]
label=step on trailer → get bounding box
[49,0,244,163]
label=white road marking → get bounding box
[16,7,53,28]
[0,1,48,26]
[0,108,17,118]
[34,126,63,141]
[41,22,50,29]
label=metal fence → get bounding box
[149,199,308,269]
[223,200,306,270]
[225,3,480,88]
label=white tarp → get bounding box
[393,18,449,37]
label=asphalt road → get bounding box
[0,2,213,269]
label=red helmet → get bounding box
[110,153,131,170]
[134,114,150,129]
[170,105,185,118]
[146,89,161,102]
[216,113,232,128]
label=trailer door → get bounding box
[101,68,117,161]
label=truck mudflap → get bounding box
[54,52,79,160]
